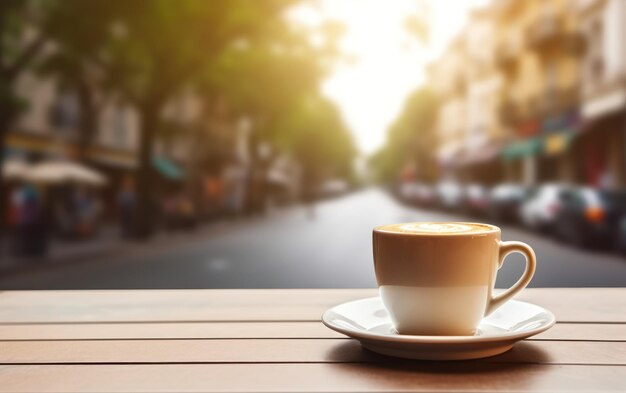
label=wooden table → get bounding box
[0,288,624,392]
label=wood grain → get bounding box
[0,322,623,341]
[0,289,373,323]
[0,363,624,392]
[533,323,626,341]
[0,289,623,323]
[1,338,624,365]
[0,289,624,392]
[0,322,343,340]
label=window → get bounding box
[49,90,80,133]
[544,60,558,112]
[590,20,604,83]
[113,106,129,148]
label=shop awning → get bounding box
[502,130,578,161]
[543,131,575,156]
[582,88,626,120]
[152,156,185,180]
[502,138,542,161]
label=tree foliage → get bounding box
[0,0,52,250]
[290,94,356,182]
[1,0,358,239]
[371,87,438,183]
[192,3,355,185]
[95,0,322,237]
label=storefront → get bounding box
[572,112,625,188]
[86,146,137,220]
[537,109,580,183]
[502,109,581,185]
[4,131,68,161]
[436,142,464,179]
[577,89,626,189]
[457,141,505,184]
[502,137,542,185]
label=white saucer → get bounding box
[322,297,555,360]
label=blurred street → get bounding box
[1,188,625,290]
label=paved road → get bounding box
[1,188,625,289]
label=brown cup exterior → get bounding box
[373,224,501,335]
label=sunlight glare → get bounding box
[290,0,489,155]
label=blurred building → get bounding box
[4,69,190,216]
[430,37,467,176]
[577,0,626,188]
[431,0,592,187]
[499,0,583,185]
[460,7,504,183]
[7,72,140,207]
[8,71,141,168]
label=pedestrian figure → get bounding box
[117,177,136,239]
[18,184,49,257]
[223,161,246,219]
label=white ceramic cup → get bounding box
[373,222,536,335]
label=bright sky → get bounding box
[291,0,489,154]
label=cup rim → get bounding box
[373,222,501,237]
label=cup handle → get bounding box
[485,241,537,316]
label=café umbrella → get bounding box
[26,160,107,186]
[1,159,31,181]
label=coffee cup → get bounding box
[373,222,536,336]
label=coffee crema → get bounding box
[375,222,496,235]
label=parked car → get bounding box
[597,190,626,252]
[413,183,436,206]
[399,182,436,207]
[519,183,569,231]
[488,183,528,222]
[399,182,419,203]
[616,213,626,254]
[463,184,488,216]
[553,187,616,247]
[436,180,464,210]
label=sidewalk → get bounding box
[0,226,124,272]
[0,206,303,275]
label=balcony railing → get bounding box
[535,87,580,118]
[526,14,585,55]
[499,100,521,125]
[495,42,519,70]
[527,14,561,48]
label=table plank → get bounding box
[0,289,624,393]
[0,322,345,340]
[0,363,624,393]
[0,289,624,323]
[1,339,624,365]
[534,323,626,341]
[519,288,626,323]
[0,322,624,341]
[0,289,373,323]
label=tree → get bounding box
[371,87,438,183]
[190,10,347,209]
[36,0,118,161]
[289,94,357,194]
[0,0,49,251]
[99,0,299,238]
[196,12,336,148]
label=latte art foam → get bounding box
[401,223,474,233]
[376,222,495,235]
